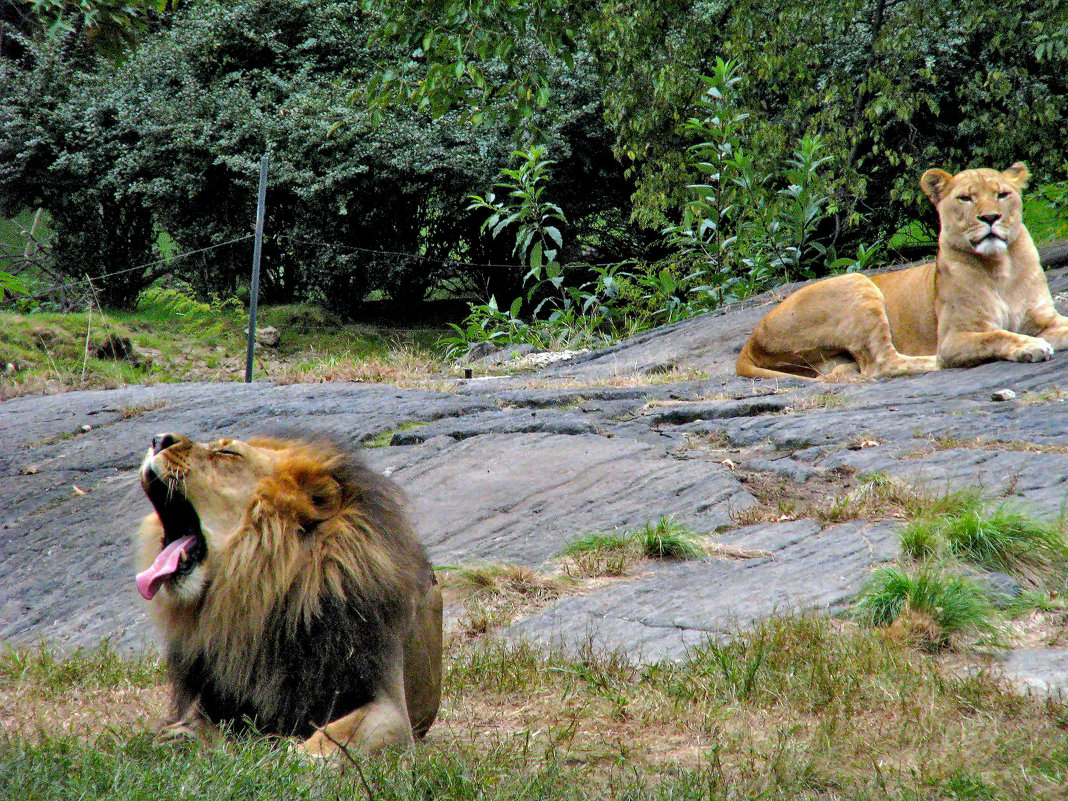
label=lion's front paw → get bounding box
[1010,337,1053,362]
[289,738,332,761]
[157,721,203,743]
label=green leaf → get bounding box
[530,241,543,270]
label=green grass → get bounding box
[6,616,1068,799]
[636,516,707,560]
[0,735,359,801]
[0,642,163,696]
[853,565,995,647]
[365,421,431,448]
[901,502,1068,586]
[1004,590,1065,617]
[0,288,450,398]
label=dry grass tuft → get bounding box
[1020,386,1068,404]
[517,366,708,390]
[732,471,934,528]
[702,540,772,560]
[441,564,572,637]
[923,435,1068,455]
[783,391,848,412]
[266,346,450,388]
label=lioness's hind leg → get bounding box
[1036,317,1068,350]
[845,290,938,378]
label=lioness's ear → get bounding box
[1003,162,1029,190]
[920,169,953,205]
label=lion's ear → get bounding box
[299,474,343,526]
[1003,162,1029,190]
[920,169,953,205]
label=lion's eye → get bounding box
[957,194,973,203]
[214,449,240,458]
[997,190,1010,199]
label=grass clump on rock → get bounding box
[901,502,1068,586]
[560,516,705,577]
[853,565,995,649]
[638,516,707,561]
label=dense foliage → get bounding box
[2,0,1067,321]
[0,0,631,310]
[0,1,187,62]
[590,0,1068,251]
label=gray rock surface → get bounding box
[4,264,1068,693]
[506,520,901,662]
[1001,649,1068,696]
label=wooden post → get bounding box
[245,153,269,383]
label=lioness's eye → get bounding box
[215,449,240,457]
[957,194,972,203]
[997,191,1010,199]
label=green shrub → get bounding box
[592,0,1068,259]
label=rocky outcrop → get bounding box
[3,262,1068,696]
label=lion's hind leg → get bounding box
[298,698,414,758]
[297,659,414,757]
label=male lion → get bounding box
[134,433,442,756]
[736,162,1068,379]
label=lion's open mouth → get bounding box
[136,470,207,600]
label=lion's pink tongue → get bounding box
[136,535,197,600]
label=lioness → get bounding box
[736,163,1068,379]
[135,433,442,756]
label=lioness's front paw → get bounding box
[1010,338,1053,362]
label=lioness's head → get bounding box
[136,433,349,605]
[920,162,1029,258]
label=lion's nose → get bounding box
[978,212,1001,225]
[152,433,178,454]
